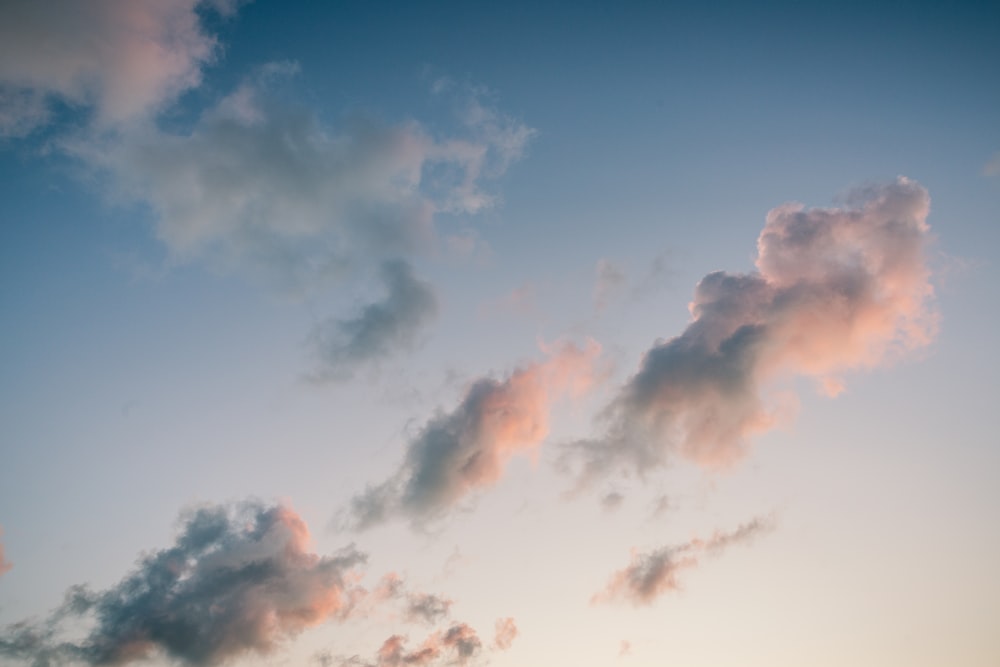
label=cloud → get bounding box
[349,340,602,528]
[338,623,483,667]
[309,260,439,381]
[493,617,517,651]
[404,593,453,625]
[0,0,237,135]
[0,527,11,577]
[984,152,1000,177]
[592,517,773,606]
[0,502,367,666]
[565,177,936,483]
[66,66,534,292]
[594,259,627,312]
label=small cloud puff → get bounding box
[349,340,603,528]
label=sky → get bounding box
[1,1,999,666]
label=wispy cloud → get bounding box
[565,178,937,484]
[309,259,439,381]
[349,340,602,528]
[0,0,237,136]
[492,617,518,651]
[0,502,367,666]
[592,516,773,605]
[67,65,532,291]
[0,526,11,577]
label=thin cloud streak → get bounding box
[65,65,533,292]
[565,177,937,484]
[592,516,774,606]
[349,340,603,528]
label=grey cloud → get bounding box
[66,67,533,293]
[309,260,438,381]
[404,594,452,625]
[0,502,367,667]
[564,178,937,486]
[593,516,773,606]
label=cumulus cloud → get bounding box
[349,340,602,528]
[565,178,937,483]
[0,0,236,135]
[67,65,533,292]
[309,260,439,380]
[0,502,367,666]
[404,593,453,625]
[592,516,773,606]
[492,617,517,651]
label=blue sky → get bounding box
[1,2,999,666]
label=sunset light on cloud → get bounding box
[2,2,999,667]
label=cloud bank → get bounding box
[566,177,936,482]
[350,340,602,527]
[0,502,366,666]
[592,517,773,605]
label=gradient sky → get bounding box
[2,2,999,666]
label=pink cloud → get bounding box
[493,617,518,650]
[0,0,235,133]
[568,178,937,479]
[350,339,602,526]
